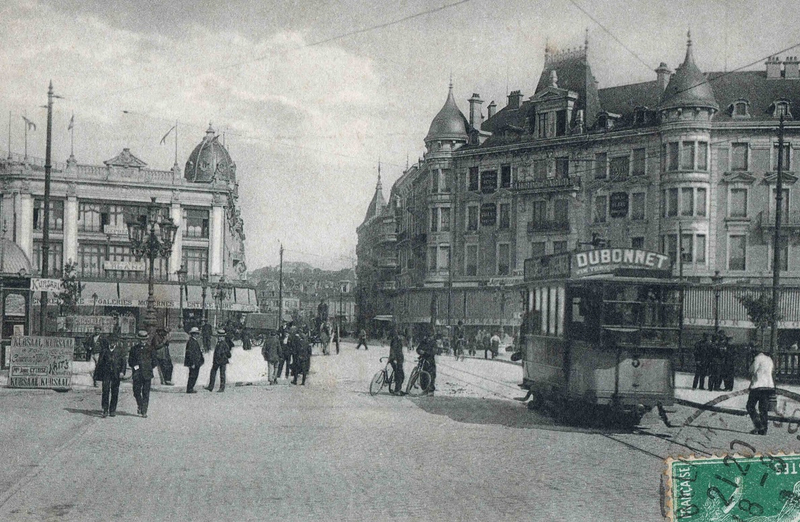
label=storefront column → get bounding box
[16,191,33,261]
[209,194,224,277]
[63,187,78,268]
[170,198,182,279]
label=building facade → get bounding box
[359,33,800,341]
[0,124,257,336]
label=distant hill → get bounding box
[248,262,353,285]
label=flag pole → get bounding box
[69,114,74,158]
[174,120,178,166]
[23,111,28,161]
[7,111,11,160]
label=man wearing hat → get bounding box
[152,327,174,386]
[128,330,156,417]
[184,327,205,393]
[94,335,126,417]
[205,329,232,392]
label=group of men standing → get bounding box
[261,324,313,385]
[692,331,737,391]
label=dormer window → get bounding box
[772,100,793,119]
[634,107,649,125]
[731,100,750,118]
[597,111,620,130]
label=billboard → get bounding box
[8,336,74,389]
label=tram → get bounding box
[520,247,679,423]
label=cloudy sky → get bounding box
[2,0,800,270]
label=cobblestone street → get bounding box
[1,341,799,521]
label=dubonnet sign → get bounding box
[573,248,671,276]
[8,336,74,389]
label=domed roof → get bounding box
[0,239,32,276]
[425,83,469,143]
[184,125,236,183]
[660,33,718,112]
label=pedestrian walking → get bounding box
[242,327,252,351]
[201,321,213,353]
[320,323,330,356]
[94,336,126,417]
[183,327,205,393]
[333,325,340,355]
[278,325,295,380]
[262,329,281,384]
[292,330,311,385]
[84,326,108,387]
[692,333,711,390]
[488,332,500,359]
[128,330,156,417]
[205,329,231,392]
[152,327,174,386]
[389,328,405,395]
[746,347,775,435]
[356,328,368,350]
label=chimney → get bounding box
[507,90,523,110]
[468,93,483,130]
[487,101,497,119]
[785,56,800,79]
[655,62,671,93]
[766,55,782,79]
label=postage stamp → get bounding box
[665,453,800,521]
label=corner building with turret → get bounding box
[361,33,800,342]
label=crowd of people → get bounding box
[691,331,737,391]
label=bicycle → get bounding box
[405,357,434,396]
[369,357,395,396]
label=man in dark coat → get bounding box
[708,333,724,391]
[184,327,205,393]
[277,325,295,380]
[128,330,156,417]
[416,334,437,395]
[201,321,213,353]
[205,329,231,392]
[721,335,736,391]
[152,327,174,385]
[356,328,368,350]
[291,329,310,385]
[692,333,711,390]
[389,328,405,395]
[94,336,126,417]
[84,326,109,387]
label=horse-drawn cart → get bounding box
[242,312,280,347]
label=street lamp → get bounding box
[200,273,208,324]
[126,197,178,332]
[176,264,188,330]
[711,270,723,332]
[214,276,233,327]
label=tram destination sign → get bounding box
[8,336,74,389]
[574,248,671,276]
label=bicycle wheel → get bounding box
[369,370,385,396]
[406,369,431,397]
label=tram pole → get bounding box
[678,222,684,369]
[770,115,785,355]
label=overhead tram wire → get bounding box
[67,0,471,103]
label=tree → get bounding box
[737,292,781,352]
[57,261,84,316]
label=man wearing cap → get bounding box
[184,327,205,393]
[747,347,776,435]
[128,330,156,417]
[205,329,232,392]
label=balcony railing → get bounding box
[527,220,570,234]
[759,210,800,229]
[376,281,397,291]
[378,232,397,243]
[513,175,581,193]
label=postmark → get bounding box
[664,452,800,521]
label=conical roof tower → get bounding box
[659,32,718,112]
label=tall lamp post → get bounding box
[200,273,208,325]
[214,277,232,328]
[176,264,188,331]
[711,270,722,332]
[126,197,178,332]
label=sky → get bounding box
[2,0,800,270]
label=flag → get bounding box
[68,114,74,131]
[21,116,36,131]
[160,125,176,145]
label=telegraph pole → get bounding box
[770,114,785,354]
[278,242,284,328]
[40,81,55,335]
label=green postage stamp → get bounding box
[665,453,800,521]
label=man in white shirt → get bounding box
[746,348,775,435]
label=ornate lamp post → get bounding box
[214,276,233,327]
[126,197,178,332]
[176,264,188,331]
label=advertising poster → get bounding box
[8,336,74,389]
